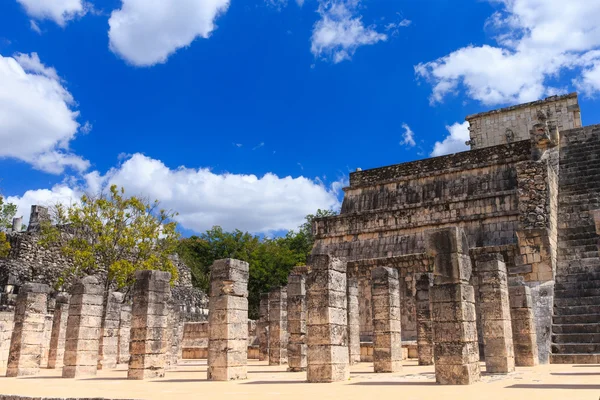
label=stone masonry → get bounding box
[268,287,287,366]
[118,304,131,364]
[509,285,539,366]
[347,274,361,365]
[62,276,103,378]
[207,258,249,381]
[0,312,14,370]
[426,227,480,385]
[415,274,433,365]
[287,267,307,372]
[476,253,515,373]
[6,282,49,377]
[306,254,349,383]
[128,270,171,380]
[98,292,124,370]
[258,293,269,362]
[48,293,69,369]
[371,266,402,373]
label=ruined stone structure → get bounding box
[313,93,600,365]
[128,270,171,380]
[287,267,307,372]
[347,275,361,364]
[98,292,124,370]
[268,287,287,366]
[258,293,269,361]
[207,258,249,381]
[371,266,402,373]
[6,283,49,377]
[47,293,69,369]
[509,285,539,366]
[306,254,349,382]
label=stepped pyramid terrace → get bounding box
[1,93,600,398]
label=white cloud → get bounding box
[108,0,230,67]
[431,122,470,157]
[8,154,343,234]
[415,0,600,105]
[16,0,86,26]
[29,20,42,34]
[311,0,387,63]
[574,59,600,96]
[400,123,415,147]
[0,52,89,174]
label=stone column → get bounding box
[593,210,600,251]
[416,274,434,365]
[128,270,171,380]
[347,275,361,365]
[476,253,515,374]
[63,276,103,378]
[258,293,269,362]
[426,227,480,385]
[6,283,49,377]
[306,254,349,383]
[287,267,307,372]
[207,258,249,381]
[509,285,539,366]
[48,293,70,369]
[268,287,287,365]
[166,298,183,369]
[118,304,132,364]
[0,312,15,370]
[98,292,123,370]
[371,266,402,373]
[40,308,54,368]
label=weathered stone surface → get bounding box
[371,266,402,373]
[208,259,248,381]
[416,274,433,365]
[98,292,123,370]
[62,276,103,378]
[287,270,307,372]
[268,287,287,366]
[306,254,349,383]
[127,270,171,380]
[509,285,539,366]
[48,293,69,369]
[477,254,515,373]
[118,304,132,364]
[258,293,269,361]
[347,276,360,365]
[6,283,49,377]
[0,311,15,370]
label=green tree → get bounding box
[40,185,180,292]
[0,195,18,258]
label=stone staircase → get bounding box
[551,124,600,364]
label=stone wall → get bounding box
[0,311,14,370]
[466,93,581,149]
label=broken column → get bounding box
[62,276,103,378]
[306,254,349,383]
[347,274,361,365]
[207,258,249,381]
[371,266,402,373]
[268,287,287,366]
[258,293,269,362]
[426,227,480,385]
[509,285,539,366]
[128,270,171,380]
[287,267,307,372]
[416,274,434,365]
[476,253,515,374]
[48,293,70,369]
[117,303,132,364]
[6,283,50,377]
[98,292,123,370]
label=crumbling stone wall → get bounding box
[466,93,580,149]
[0,311,14,370]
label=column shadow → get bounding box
[507,384,600,390]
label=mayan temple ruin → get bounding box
[0,92,599,398]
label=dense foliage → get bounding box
[177,209,337,318]
[40,185,180,292]
[0,195,17,258]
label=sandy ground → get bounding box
[1,360,599,400]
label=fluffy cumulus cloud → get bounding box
[0,52,89,174]
[415,0,600,105]
[108,0,230,67]
[311,0,387,63]
[400,123,415,147]
[8,154,343,234]
[16,0,86,26]
[430,122,470,157]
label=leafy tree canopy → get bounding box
[0,194,18,258]
[40,185,180,291]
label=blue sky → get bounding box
[1,0,600,235]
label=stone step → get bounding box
[551,343,600,354]
[552,332,600,343]
[554,295,600,306]
[550,353,600,364]
[555,272,600,283]
[554,304,600,315]
[555,288,600,299]
[555,264,600,276]
[555,280,600,292]
[553,323,600,334]
[553,313,600,324]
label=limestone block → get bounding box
[287,271,307,372]
[258,293,269,361]
[347,276,361,365]
[425,228,472,284]
[268,287,287,366]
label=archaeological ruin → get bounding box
[1,92,599,393]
